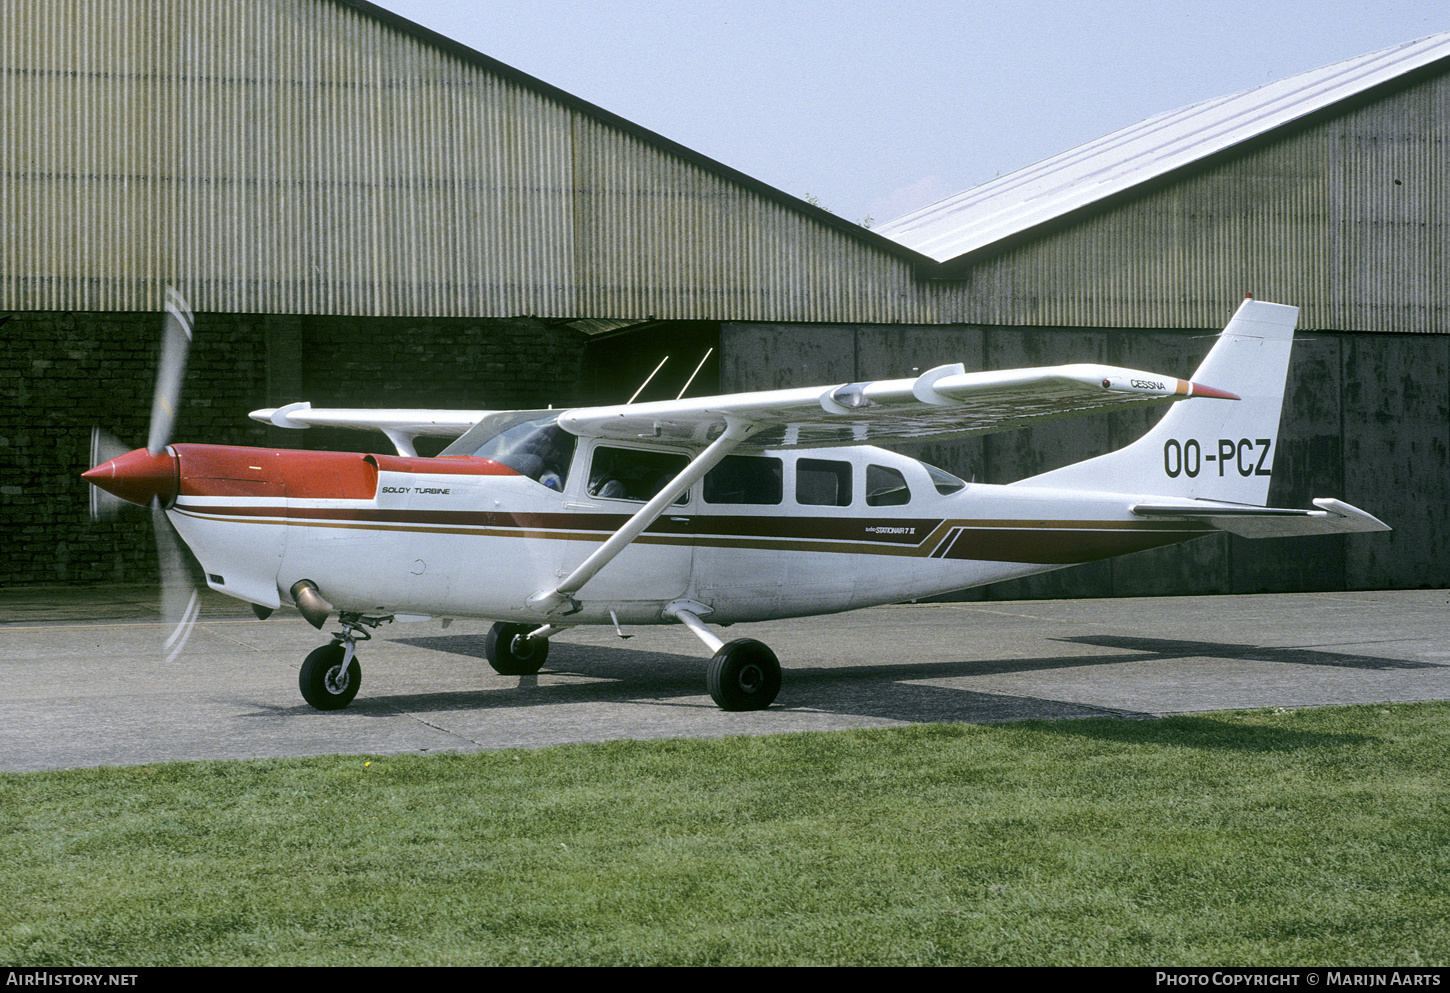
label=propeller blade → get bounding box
[88,426,130,521]
[86,288,203,660]
[147,286,194,456]
[152,498,203,661]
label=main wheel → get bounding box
[299,643,361,711]
[485,622,549,675]
[707,638,781,711]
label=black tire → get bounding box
[485,622,549,675]
[298,643,361,711]
[707,638,781,711]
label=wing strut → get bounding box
[525,417,759,615]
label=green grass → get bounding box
[3,703,1447,966]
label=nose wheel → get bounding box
[298,643,361,710]
[297,611,391,711]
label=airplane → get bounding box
[83,292,1389,713]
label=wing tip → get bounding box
[1184,381,1240,401]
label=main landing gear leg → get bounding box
[298,612,392,711]
[663,600,781,712]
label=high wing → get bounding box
[557,363,1236,452]
[250,401,496,456]
[251,362,1236,458]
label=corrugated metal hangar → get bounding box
[3,0,1447,598]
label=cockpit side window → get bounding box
[589,446,689,503]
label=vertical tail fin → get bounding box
[1024,298,1299,505]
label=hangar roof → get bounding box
[875,31,1450,265]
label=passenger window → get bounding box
[923,462,967,496]
[704,456,782,505]
[796,458,852,507]
[589,447,689,503]
[866,465,911,506]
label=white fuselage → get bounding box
[167,439,1212,627]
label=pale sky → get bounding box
[369,0,1445,226]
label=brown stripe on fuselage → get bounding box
[176,500,1215,565]
[935,522,1213,563]
[174,504,943,545]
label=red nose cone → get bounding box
[82,448,179,507]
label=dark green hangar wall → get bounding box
[883,51,1450,334]
[0,0,907,589]
[719,318,1448,599]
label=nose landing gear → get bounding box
[297,611,392,711]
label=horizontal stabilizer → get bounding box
[1131,498,1391,538]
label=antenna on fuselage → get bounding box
[675,347,715,400]
[627,356,669,404]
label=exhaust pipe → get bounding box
[290,580,333,630]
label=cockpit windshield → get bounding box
[439,410,576,492]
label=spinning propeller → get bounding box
[83,287,202,661]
